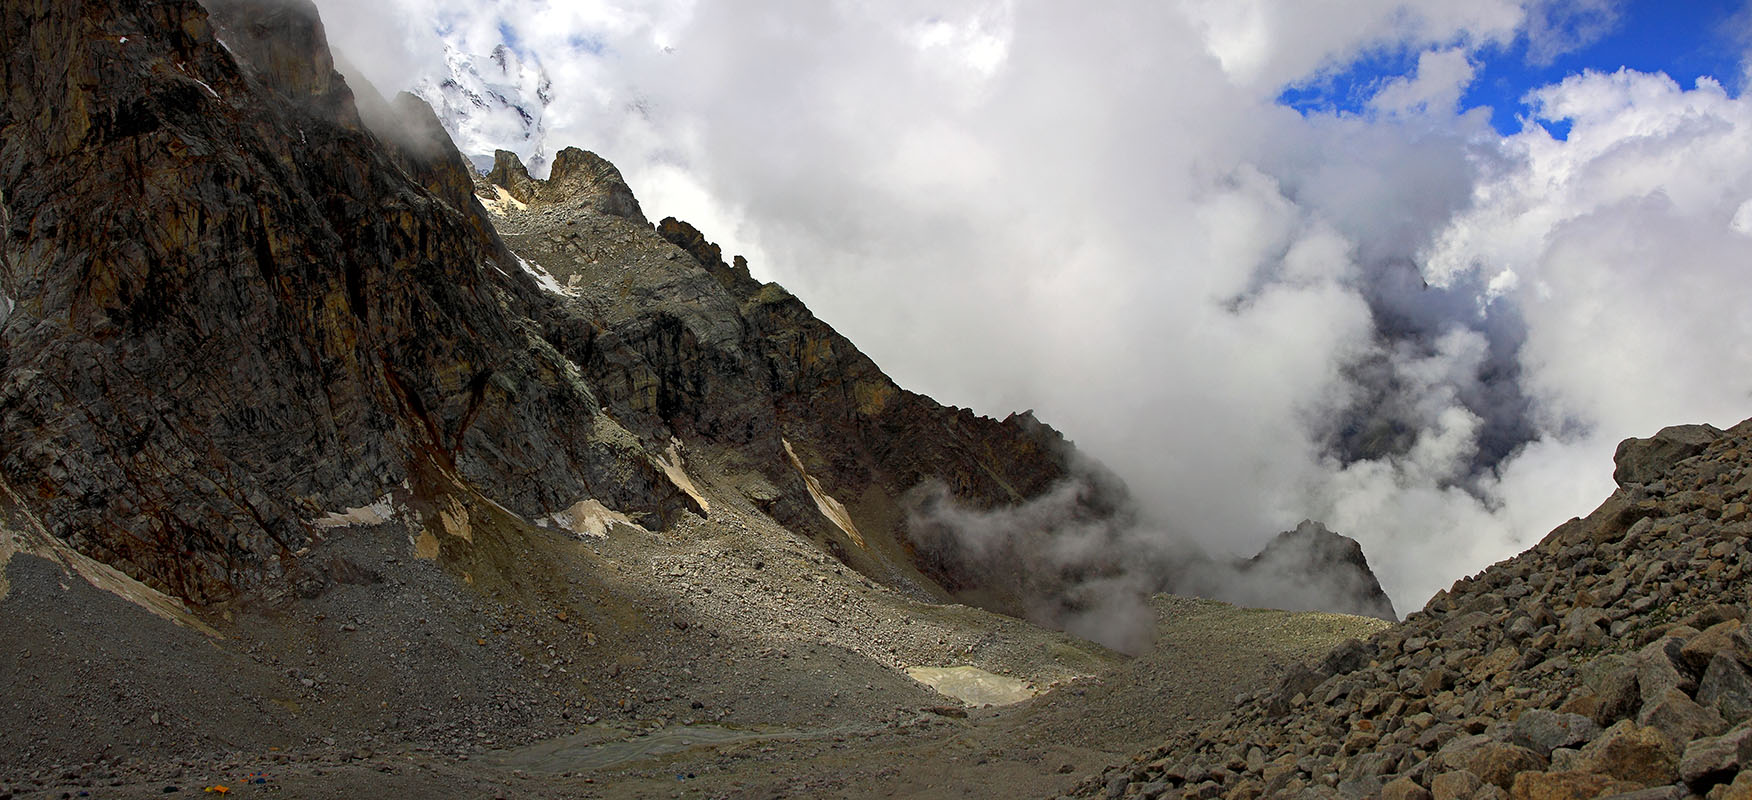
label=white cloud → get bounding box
[1369,47,1477,117]
[1425,69,1752,436]
[1178,0,1524,93]
[1523,0,1624,67]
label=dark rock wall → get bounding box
[0,0,692,602]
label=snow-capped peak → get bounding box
[414,42,553,176]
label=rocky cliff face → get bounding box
[0,0,696,603]
[484,146,645,222]
[1070,418,1752,799]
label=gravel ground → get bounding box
[0,447,1384,800]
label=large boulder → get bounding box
[1572,721,1680,785]
[1613,424,1722,487]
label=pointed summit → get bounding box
[483,146,646,223]
[1242,520,1397,621]
[486,149,541,204]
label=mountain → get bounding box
[1234,520,1397,621]
[1,0,709,606]
[0,0,1102,614]
[23,0,1740,798]
[413,41,553,176]
[472,146,1135,613]
[0,2,1150,789]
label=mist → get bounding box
[310,0,1752,617]
[905,479,1395,654]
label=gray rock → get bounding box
[1636,638,1697,707]
[1561,607,1612,650]
[1318,638,1376,678]
[1380,776,1430,800]
[1593,659,1644,726]
[1698,652,1752,724]
[1638,687,1726,744]
[1511,710,1600,757]
[1334,775,1382,799]
[1680,620,1749,672]
[1434,736,1544,790]
[1420,667,1456,696]
[1677,725,1752,789]
[1428,770,1479,800]
[1594,785,1684,800]
[1574,720,1680,785]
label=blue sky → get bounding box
[1281,0,1749,136]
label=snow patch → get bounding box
[311,494,399,529]
[657,438,711,514]
[514,254,572,297]
[414,43,553,176]
[782,439,864,548]
[540,498,635,539]
[173,62,220,99]
[479,185,528,216]
[905,665,1037,706]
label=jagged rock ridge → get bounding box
[0,0,1392,645]
[475,147,1399,642]
[476,147,1116,616]
[484,146,645,223]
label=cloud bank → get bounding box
[311,0,1752,615]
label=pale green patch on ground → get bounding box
[906,665,1037,706]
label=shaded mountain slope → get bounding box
[479,150,1125,615]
